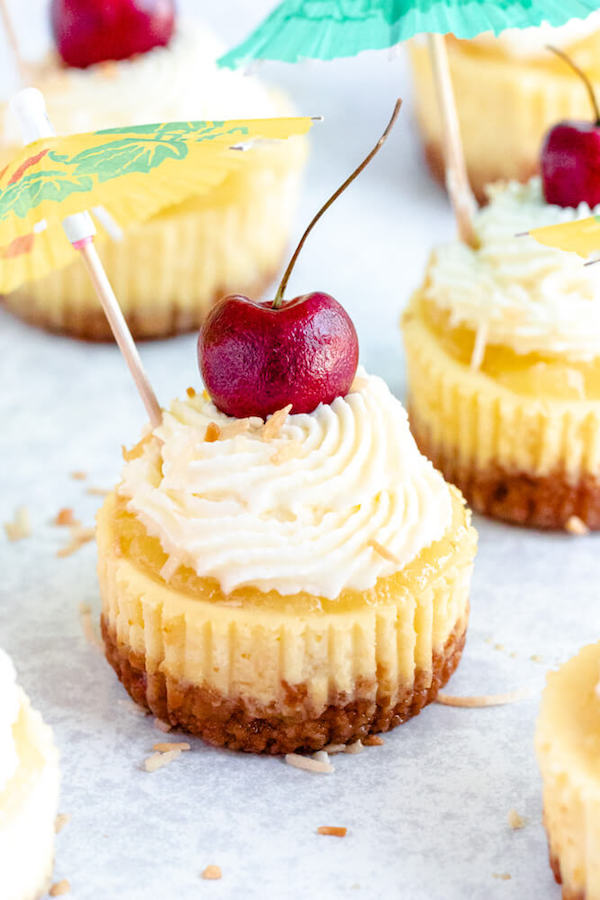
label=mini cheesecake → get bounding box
[536,642,600,899]
[98,372,477,753]
[409,13,600,201]
[402,178,600,529]
[0,650,60,900]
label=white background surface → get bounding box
[1,2,599,898]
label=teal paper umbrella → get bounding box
[219,0,599,244]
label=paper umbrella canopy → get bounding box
[0,115,314,293]
[218,0,599,67]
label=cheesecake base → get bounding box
[410,415,600,530]
[102,615,467,754]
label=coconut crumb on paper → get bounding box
[369,540,400,565]
[492,873,511,881]
[317,826,347,837]
[204,422,221,443]
[565,515,590,535]
[49,880,71,896]
[4,506,31,541]
[144,749,182,772]
[86,486,110,497]
[436,688,531,708]
[201,865,222,881]
[54,508,78,527]
[363,735,384,746]
[261,404,292,440]
[507,809,527,830]
[154,718,172,733]
[285,752,334,774]
[70,470,86,480]
[153,742,191,753]
[186,386,196,398]
[78,603,103,650]
[55,813,71,834]
[57,525,95,558]
[345,740,364,754]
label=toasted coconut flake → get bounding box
[49,880,71,896]
[78,603,103,650]
[186,386,196,398]
[565,515,590,535]
[436,688,531,708]
[271,440,302,465]
[153,742,191,753]
[154,718,172,733]
[285,753,334,774]
[350,375,369,393]
[204,422,221,443]
[55,813,71,834]
[86,487,110,497]
[323,743,347,755]
[70,470,86,480]
[363,735,384,746]
[345,740,364,755]
[54,508,77,527]
[201,865,222,881]
[261,404,292,440]
[369,540,400,565]
[507,809,527,830]
[144,749,182,772]
[317,826,347,837]
[220,419,250,440]
[57,526,95,558]
[4,506,31,541]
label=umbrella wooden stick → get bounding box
[10,89,162,426]
[0,0,28,85]
[427,33,477,246]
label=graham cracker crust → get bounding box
[101,616,467,754]
[410,414,600,531]
[2,265,281,342]
[550,850,585,900]
[423,140,538,206]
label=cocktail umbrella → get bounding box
[527,218,600,260]
[4,88,315,424]
[219,0,599,245]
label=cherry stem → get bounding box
[547,44,600,125]
[272,98,403,309]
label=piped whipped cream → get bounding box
[474,11,600,59]
[425,178,600,361]
[0,650,20,793]
[119,371,453,599]
[3,23,283,141]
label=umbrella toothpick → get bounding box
[427,33,477,247]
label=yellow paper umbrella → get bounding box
[528,217,600,260]
[4,89,315,424]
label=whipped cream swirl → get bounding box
[3,23,283,141]
[0,650,20,793]
[425,178,600,361]
[119,372,452,599]
[474,11,600,59]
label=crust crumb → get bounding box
[363,735,384,746]
[55,813,71,834]
[144,749,182,772]
[4,506,31,541]
[153,742,191,753]
[436,689,531,708]
[78,603,102,650]
[507,809,527,830]
[204,422,221,443]
[565,515,590,535]
[201,865,222,881]
[285,753,334,774]
[317,826,347,837]
[54,508,78,527]
[492,873,511,881]
[369,540,400,565]
[154,718,172,733]
[262,404,292,440]
[49,880,71,896]
[58,526,95,558]
[186,386,196,398]
[70,471,86,480]
[86,487,110,497]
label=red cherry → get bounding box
[50,0,175,69]
[541,47,600,208]
[198,293,359,419]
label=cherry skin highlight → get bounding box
[198,293,359,420]
[542,121,600,208]
[51,0,175,69]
